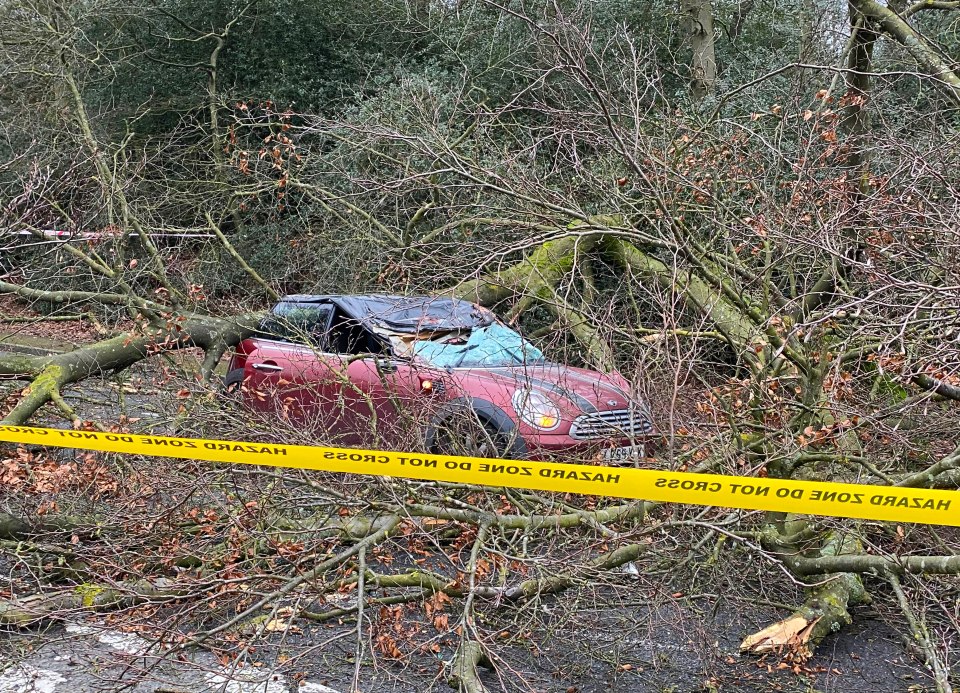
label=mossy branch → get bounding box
[205,211,279,301]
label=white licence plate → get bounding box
[603,445,645,463]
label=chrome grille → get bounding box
[570,409,653,440]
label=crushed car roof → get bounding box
[279,294,494,334]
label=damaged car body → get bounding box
[226,294,655,462]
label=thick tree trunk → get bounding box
[452,234,616,368]
[1,313,260,424]
[602,237,760,350]
[850,0,960,105]
[681,0,718,101]
[742,532,868,655]
[0,578,183,627]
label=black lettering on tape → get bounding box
[1,426,47,435]
[105,435,134,443]
[4,426,958,526]
[62,432,98,440]
[729,483,768,496]
[868,494,948,511]
[481,464,531,476]
[401,457,436,467]
[776,487,803,499]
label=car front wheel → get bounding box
[431,415,511,458]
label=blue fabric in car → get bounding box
[413,323,545,368]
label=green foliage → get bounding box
[98,0,433,129]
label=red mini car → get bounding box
[226,294,654,461]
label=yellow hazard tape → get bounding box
[0,425,956,526]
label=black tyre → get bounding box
[222,368,246,400]
[431,414,511,458]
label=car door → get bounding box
[345,357,425,447]
[241,337,297,415]
[280,342,352,440]
[315,312,428,446]
[242,302,342,432]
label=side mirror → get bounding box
[375,358,398,374]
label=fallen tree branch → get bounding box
[743,531,868,655]
[503,542,645,601]
[399,501,645,530]
[0,578,184,627]
[1,313,260,423]
[911,373,960,401]
[898,446,960,488]
[300,570,467,623]
[0,513,92,540]
[0,313,91,323]
[205,212,279,301]
[448,640,490,693]
[190,515,401,644]
[888,573,954,693]
[601,237,760,353]
[449,234,607,363]
[788,553,960,576]
[0,280,168,314]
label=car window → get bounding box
[327,313,387,356]
[259,303,334,347]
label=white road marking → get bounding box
[60,622,343,693]
[63,624,95,637]
[203,672,289,693]
[64,624,152,655]
[0,665,66,693]
[93,631,151,655]
[298,683,342,693]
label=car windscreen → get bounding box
[412,323,545,368]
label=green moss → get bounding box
[74,583,105,607]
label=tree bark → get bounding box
[681,0,718,101]
[743,532,869,655]
[850,0,960,105]
[1,313,260,424]
[449,640,490,693]
[602,237,760,351]
[0,578,183,627]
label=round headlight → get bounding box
[512,388,561,430]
